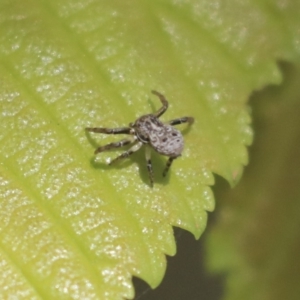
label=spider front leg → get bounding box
[168,117,194,126]
[94,137,136,154]
[85,126,132,134]
[151,90,169,118]
[109,141,143,165]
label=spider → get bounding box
[86,90,194,187]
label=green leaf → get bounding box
[0,0,299,299]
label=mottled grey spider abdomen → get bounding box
[149,125,183,157]
[133,114,183,157]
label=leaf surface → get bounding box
[0,0,299,299]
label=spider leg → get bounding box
[94,136,136,154]
[168,117,194,126]
[86,127,132,134]
[109,141,143,165]
[163,156,179,177]
[145,146,154,187]
[151,90,169,118]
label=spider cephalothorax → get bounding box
[86,90,194,187]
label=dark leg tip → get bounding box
[151,90,160,96]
